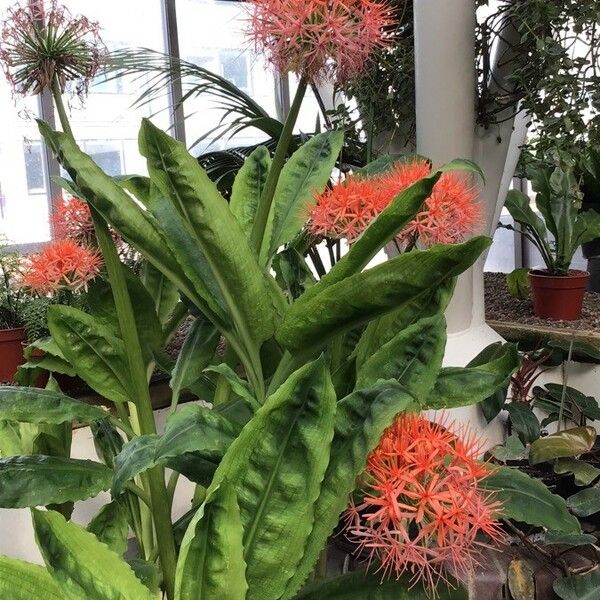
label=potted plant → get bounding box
[504,165,600,320]
[0,238,27,382]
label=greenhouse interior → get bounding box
[0,0,599,598]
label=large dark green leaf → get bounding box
[283,381,414,597]
[278,237,490,353]
[554,458,600,487]
[206,358,337,600]
[567,486,600,517]
[0,421,21,457]
[354,279,455,373]
[230,145,271,241]
[0,556,62,600]
[176,483,247,600]
[424,343,519,410]
[295,571,467,600]
[0,386,106,425]
[505,402,541,445]
[47,305,132,404]
[113,404,241,494]
[139,118,277,347]
[529,427,596,465]
[32,509,154,600]
[356,316,446,396]
[0,456,111,508]
[483,467,581,533]
[140,261,181,328]
[262,130,344,261]
[170,319,219,406]
[87,501,129,556]
[553,570,600,600]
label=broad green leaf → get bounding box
[262,130,344,261]
[554,570,600,600]
[140,261,181,328]
[176,483,247,600]
[483,466,581,533]
[207,358,337,600]
[170,319,219,406]
[296,571,467,600]
[0,455,111,508]
[354,279,455,373]
[0,386,107,425]
[424,343,519,410]
[278,237,490,353]
[488,434,528,463]
[204,364,259,410]
[543,531,597,546]
[554,458,600,486]
[128,560,161,594]
[230,145,271,240]
[506,268,530,299]
[283,381,414,597]
[0,421,21,457]
[38,122,204,314]
[47,305,132,404]
[87,501,129,556]
[356,316,446,396]
[547,340,600,363]
[505,403,541,445]
[139,118,277,347]
[113,405,241,494]
[567,486,600,517]
[32,509,154,600]
[529,427,596,465]
[0,556,62,600]
[272,247,316,301]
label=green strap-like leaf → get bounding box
[170,319,219,406]
[483,466,581,533]
[176,483,248,600]
[204,364,259,410]
[0,455,112,508]
[356,316,446,394]
[553,570,600,600]
[33,509,154,600]
[424,343,519,410]
[204,358,337,600]
[0,556,62,600]
[567,486,600,517]
[87,501,129,556]
[278,237,490,353]
[113,405,241,494]
[261,130,344,262]
[295,571,467,600]
[141,261,181,328]
[139,118,277,347]
[283,381,414,597]
[0,386,107,425]
[47,305,132,404]
[230,145,271,241]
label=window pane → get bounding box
[58,0,171,175]
[176,0,278,152]
[0,3,50,246]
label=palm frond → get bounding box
[105,47,284,148]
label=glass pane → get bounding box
[0,2,50,246]
[58,0,171,175]
[176,0,278,152]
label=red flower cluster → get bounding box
[51,196,95,245]
[308,159,481,247]
[21,239,101,294]
[343,413,504,594]
[246,0,393,84]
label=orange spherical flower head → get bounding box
[343,413,505,595]
[21,239,102,295]
[308,176,385,243]
[51,197,95,245]
[399,172,482,248]
[246,0,393,84]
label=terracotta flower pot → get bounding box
[529,270,590,321]
[0,327,26,383]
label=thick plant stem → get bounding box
[52,83,177,600]
[250,77,308,257]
